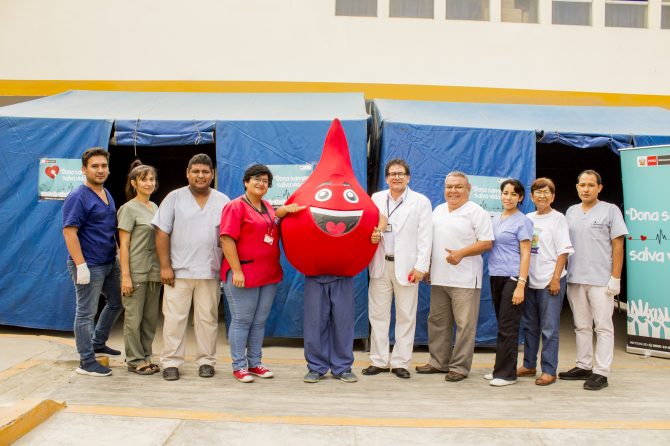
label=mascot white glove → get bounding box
[76,263,91,285]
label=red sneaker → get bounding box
[233,368,254,383]
[248,365,274,379]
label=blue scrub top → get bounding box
[62,184,117,266]
[488,211,534,277]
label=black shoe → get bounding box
[163,367,179,381]
[93,345,121,356]
[391,368,410,379]
[362,365,390,376]
[199,364,215,378]
[558,367,592,381]
[584,373,608,390]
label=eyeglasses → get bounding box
[445,185,466,191]
[251,176,269,184]
[532,190,553,197]
[387,172,407,179]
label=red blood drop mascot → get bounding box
[281,119,381,382]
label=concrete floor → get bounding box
[1,306,669,446]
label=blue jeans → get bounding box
[67,259,123,365]
[223,270,277,371]
[521,277,566,376]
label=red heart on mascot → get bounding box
[281,119,378,277]
[45,165,60,179]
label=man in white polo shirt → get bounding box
[153,154,230,381]
[416,171,493,382]
[559,169,627,391]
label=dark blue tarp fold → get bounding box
[114,120,215,146]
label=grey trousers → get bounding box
[426,285,481,375]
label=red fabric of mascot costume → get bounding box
[281,119,378,276]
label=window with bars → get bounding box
[605,0,648,28]
[336,0,378,17]
[552,0,591,26]
[501,0,538,23]
[446,0,489,21]
[390,0,435,18]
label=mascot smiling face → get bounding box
[281,119,379,277]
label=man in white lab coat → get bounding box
[363,159,433,379]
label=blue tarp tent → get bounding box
[372,99,670,346]
[0,90,370,338]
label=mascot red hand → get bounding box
[281,119,378,277]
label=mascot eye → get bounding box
[315,188,332,202]
[343,189,359,203]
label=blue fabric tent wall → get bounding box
[0,91,370,337]
[372,99,670,346]
[215,120,370,338]
[0,116,113,330]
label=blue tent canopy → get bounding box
[0,90,370,336]
[372,99,670,346]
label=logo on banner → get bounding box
[637,155,658,167]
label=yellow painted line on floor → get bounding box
[65,404,670,430]
[0,359,43,382]
[0,399,65,445]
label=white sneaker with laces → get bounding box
[484,373,493,380]
[490,378,517,387]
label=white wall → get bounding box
[1,0,669,95]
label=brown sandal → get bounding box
[128,362,157,375]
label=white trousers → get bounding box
[161,278,220,369]
[368,259,419,369]
[566,283,615,377]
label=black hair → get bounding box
[500,178,525,205]
[385,158,410,177]
[577,169,602,185]
[187,153,214,170]
[125,159,158,201]
[81,147,109,167]
[243,164,273,188]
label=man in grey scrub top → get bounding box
[152,154,230,381]
[559,170,628,391]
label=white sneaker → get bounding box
[490,378,517,387]
[484,373,493,380]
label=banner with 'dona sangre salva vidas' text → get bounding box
[620,145,670,358]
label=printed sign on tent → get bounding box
[38,158,85,200]
[265,164,313,206]
[468,175,506,216]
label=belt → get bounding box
[385,255,395,261]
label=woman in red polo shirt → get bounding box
[220,164,304,383]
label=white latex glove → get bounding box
[76,263,91,285]
[605,276,621,296]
